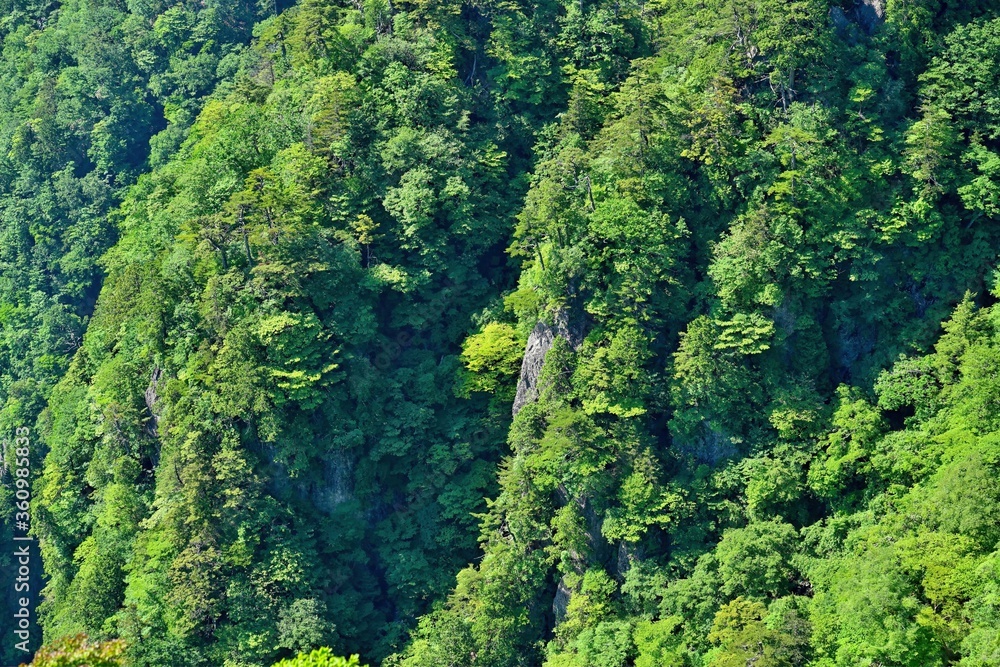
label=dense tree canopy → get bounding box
[3,0,1000,666]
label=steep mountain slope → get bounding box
[6,0,1000,666]
[0,2,267,663]
[23,0,644,664]
[397,2,1000,666]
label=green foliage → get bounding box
[458,322,523,401]
[401,4,1000,667]
[715,520,799,600]
[27,635,125,667]
[634,617,688,667]
[272,649,364,667]
[10,1,1000,667]
[27,0,561,661]
[705,598,808,667]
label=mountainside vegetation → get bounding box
[3,0,1000,666]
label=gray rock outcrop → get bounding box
[512,306,588,418]
[512,321,556,417]
[145,367,164,437]
[831,0,885,37]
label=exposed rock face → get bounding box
[145,367,164,436]
[830,6,850,31]
[831,0,885,37]
[512,307,588,418]
[265,448,355,515]
[552,576,573,624]
[512,321,556,417]
[680,426,737,466]
[855,0,885,33]
[311,451,354,513]
[553,306,586,350]
[615,541,642,581]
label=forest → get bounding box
[1,0,1000,665]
